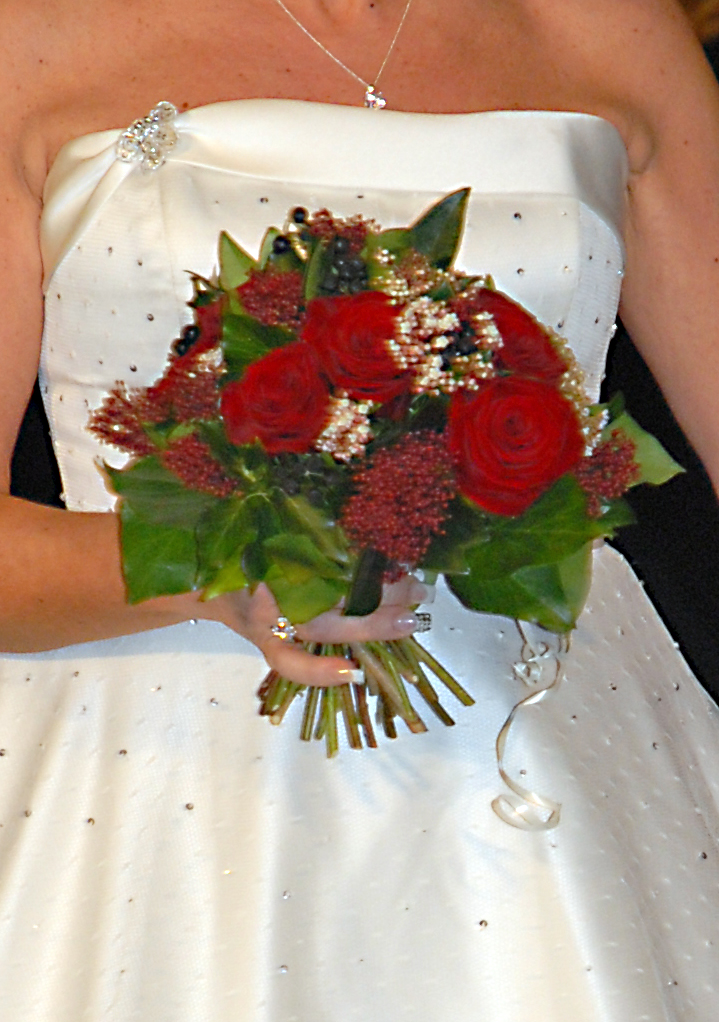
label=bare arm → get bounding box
[542,0,719,496]
[617,7,719,492]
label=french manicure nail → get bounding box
[394,611,418,634]
[337,667,363,684]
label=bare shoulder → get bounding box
[0,0,153,195]
[521,0,718,169]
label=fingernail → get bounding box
[394,611,419,635]
[337,667,363,684]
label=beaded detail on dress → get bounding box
[115,100,178,170]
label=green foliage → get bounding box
[303,238,331,301]
[610,411,684,486]
[443,477,609,631]
[221,314,293,379]
[363,189,469,284]
[195,496,258,593]
[262,565,346,624]
[119,503,200,603]
[218,231,256,291]
[107,458,215,527]
[449,542,593,633]
[407,188,470,269]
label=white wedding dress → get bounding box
[0,101,717,1021]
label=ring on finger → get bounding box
[270,616,298,642]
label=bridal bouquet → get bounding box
[90,189,681,754]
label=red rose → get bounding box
[447,377,584,516]
[470,289,568,382]
[220,342,330,454]
[302,291,410,402]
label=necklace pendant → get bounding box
[364,85,387,110]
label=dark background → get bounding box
[11,46,719,701]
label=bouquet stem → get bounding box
[257,635,474,756]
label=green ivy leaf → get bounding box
[303,238,331,301]
[594,496,636,533]
[221,314,293,379]
[362,228,412,289]
[407,188,470,270]
[218,231,256,291]
[448,541,593,632]
[258,227,281,268]
[119,503,199,603]
[422,495,489,574]
[439,477,611,630]
[280,494,351,564]
[263,564,346,624]
[458,475,603,581]
[226,493,284,585]
[196,496,259,584]
[194,420,242,472]
[609,411,684,486]
[201,558,248,601]
[107,458,215,528]
[262,532,348,583]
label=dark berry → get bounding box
[174,324,201,356]
[332,236,350,255]
[321,268,340,292]
[272,235,292,255]
[347,257,366,277]
[454,330,477,356]
[292,207,308,224]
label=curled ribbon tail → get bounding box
[491,622,569,831]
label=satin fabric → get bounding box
[0,101,715,1021]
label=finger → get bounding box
[245,584,363,687]
[381,576,430,606]
[296,604,421,644]
[262,640,362,687]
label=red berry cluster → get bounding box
[575,429,640,516]
[149,349,221,423]
[307,209,371,250]
[161,434,237,497]
[90,305,224,456]
[340,430,456,576]
[237,269,305,329]
[88,384,158,457]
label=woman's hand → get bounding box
[205,578,430,687]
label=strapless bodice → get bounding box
[39,100,627,511]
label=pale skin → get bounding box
[0,0,717,679]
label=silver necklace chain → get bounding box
[271,0,415,109]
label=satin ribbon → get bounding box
[492,622,569,831]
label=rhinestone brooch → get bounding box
[116,101,178,171]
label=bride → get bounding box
[1,0,718,1018]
